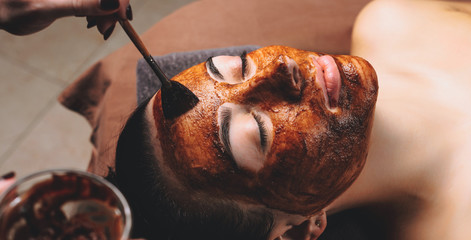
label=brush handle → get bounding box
[118,19,171,88]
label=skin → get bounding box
[0,179,15,195]
[326,1,471,239]
[148,45,378,218]
[0,0,129,36]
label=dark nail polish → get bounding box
[103,24,115,40]
[1,171,15,180]
[87,19,97,29]
[126,5,133,21]
[100,0,120,11]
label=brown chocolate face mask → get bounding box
[151,45,378,216]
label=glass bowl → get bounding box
[0,169,131,240]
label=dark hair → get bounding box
[109,97,274,240]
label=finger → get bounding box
[46,0,130,19]
[64,0,120,17]
[77,0,129,19]
[0,178,15,194]
[85,4,132,32]
[0,172,16,194]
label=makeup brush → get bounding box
[118,19,199,119]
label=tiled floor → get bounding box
[0,0,196,178]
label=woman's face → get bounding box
[150,46,378,215]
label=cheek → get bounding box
[155,93,224,181]
[259,110,328,187]
[160,103,257,198]
[171,113,222,171]
[261,101,328,165]
[254,108,370,214]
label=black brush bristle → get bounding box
[161,80,199,119]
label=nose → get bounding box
[283,56,303,93]
[241,56,303,103]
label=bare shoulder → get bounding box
[351,0,471,106]
[351,0,471,72]
[351,0,471,171]
[352,0,471,44]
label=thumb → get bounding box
[0,178,15,194]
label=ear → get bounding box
[273,210,327,240]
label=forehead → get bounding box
[175,45,312,85]
[172,46,319,107]
[249,45,313,63]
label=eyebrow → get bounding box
[220,107,232,156]
[206,56,224,79]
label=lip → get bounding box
[311,55,341,110]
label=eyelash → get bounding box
[241,51,248,79]
[220,107,232,153]
[252,112,268,150]
[207,56,224,79]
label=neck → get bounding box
[327,94,471,212]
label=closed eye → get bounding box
[241,51,248,79]
[219,107,232,154]
[206,54,255,84]
[207,56,224,80]
[252,112,268,151]
[218,103,273,172]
